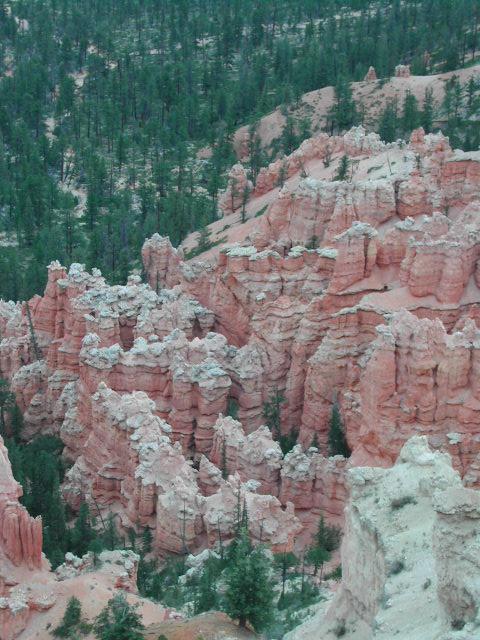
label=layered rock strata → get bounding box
[3,126,480,558]
[0,436,42,569]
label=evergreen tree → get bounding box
[330,76,357,133]
[102,512,120,551]
[402,90,419,134]
[333,156,349,182]
[306,514,342,579]
[70,503,97,557]
[379,98,398,143]
[194,556,219,614]
[281,115,297,155]
[274,551,298,597]
[94,594,144,640]
[262,387,285,442]
[421,88,435,134]
[141,526,153,556]
[241,184,250,223]
[327,399,351,458]
[306,544,330,578]
[316,514,342,553]
[0,0,478,303]
[53,596,90,638]
[0,378,15,436]
[224,525,273,630]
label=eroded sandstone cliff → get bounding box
[2,125,480,563]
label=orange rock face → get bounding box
[218,163,253,213]
[4,125,480,562]
[0,436,42,570]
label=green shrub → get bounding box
[389,559,405,575]
[325,565,342,581]
[391,496,416,510]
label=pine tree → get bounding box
[379,98,398,143]
[141,526,152,556]
[281,115,297,155]
[421,88,435,134]
[402,90,419,134]
[71,503,97,557]
[306,544,330,579]
[102,512,119,551]
[224,526,273,631]
[195,556,219,614]
[262,387,285,442]
[0,379,15,436]
[274,551,298,597]
[94,594,144,640]
[25,302,41,361]
[327,399,351,457]
[277,161,288,188]
[241,184,250,223]
[306,514,342,578]
[333,155,349,182]
[316,514,342,553]
[53,596,91,638]
[331,76,357,133]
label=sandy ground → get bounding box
[17,574,166,640]
[233,64,480,155]
[143,611,257,640]
[181,135,416,264]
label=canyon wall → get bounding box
[2,126,480,558]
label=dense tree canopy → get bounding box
[1,0,480,301]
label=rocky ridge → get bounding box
[285,436,480,640]
[2,125,480,575]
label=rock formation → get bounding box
[209,416,283,495]
[218,164,253,213]
[364,66,377,81]
[3,124,480,570]
[141,234,184,291]
[285,436,480,640]
[394,64,411,78]
[0,433,166,640]
[0,436,42,569]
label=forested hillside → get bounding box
[1,0,480,300]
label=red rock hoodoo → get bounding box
[3,125,480,562]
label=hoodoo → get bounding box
[2,2,480,637]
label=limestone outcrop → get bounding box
[63,383,301,555]
[0,426,161,640]
[209,416,283,495]
[285,437,480,640]
[350,310,480,482]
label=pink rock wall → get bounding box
[0,436,42,569]
[4,126,480,559]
